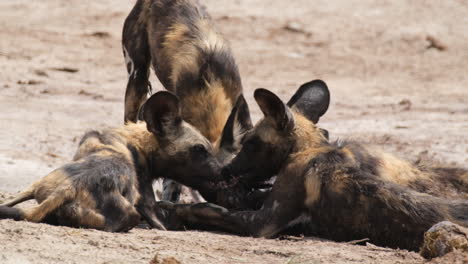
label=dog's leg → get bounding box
[158,194,301,237]
[0,187,34,207]
[162,179,182,202]
[136,183,166,230]
[122,4,151,123]
[22,186,75,222]
[58,202,106,230]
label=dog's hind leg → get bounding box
[22,186,75,222]
[0,187,34,207]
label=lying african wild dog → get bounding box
[159,80,468,251]
[122,0,250,203]
[0,91,223,232]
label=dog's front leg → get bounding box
[135,183,166,230]
[158,195,301,237]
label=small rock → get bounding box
[46,152,60,158]
[150,255,181,264]
[50,67,79,73]
[282,22,311,36]
[88,240,99,247]
[426,35,447,51]
[420,221,468,259]
[17,80,43,85]
[34,69,49,77]
[398,99,412,111]
[89,31,111,38]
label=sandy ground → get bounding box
[0,0,467,263]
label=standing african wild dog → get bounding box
[0,91,223,232]
[122,0,249,203]
[159,80,468,251]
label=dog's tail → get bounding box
[0,205,24,220]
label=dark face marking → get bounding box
[222,131,293,185]
[150,144,222,201]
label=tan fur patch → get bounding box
[0,187,34,207]
[292,112,328,149]
[159,22,200,89]
[304,169,321,207]
[370,148,431,185]
[195,18,225,52]
[115,122,159,157]
[32,170,74,203]
[77,208,106,229]
[254,111,327,152]
[181,80,232,143]
[289,147,333,207]
[24,170,76,222]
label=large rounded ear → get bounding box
[143,91,182,136]
[220,94,253,149]
[254,88,294,131]
[287,80,330,123]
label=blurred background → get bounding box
[0,0,467,193]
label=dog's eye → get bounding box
[243,136,260,151]
[191,144,208,157]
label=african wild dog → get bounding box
[122,0,249,203]
[158,80,468,251]
[0,91,222,232]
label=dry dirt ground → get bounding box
[0,0,467,263]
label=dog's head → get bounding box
[223,80,331,184]
[143,91,222,189]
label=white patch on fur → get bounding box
[272,200,280,212]
[250,214,256,222]
[123,46,135,78]
[232,120,245,149]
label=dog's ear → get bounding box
[319,128,329,140]
[287,80,330,123]
[254,88,294,132]
[137,101,146,121]
[220,94,253,150]
[143,91,182,136]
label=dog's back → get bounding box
[301,140,468,250]
[0,124,148,231]
[123,0,242,142]
[123,0,246,206]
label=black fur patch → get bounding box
[333,141,380,176]
[64,153,135,206]
[0,205,23,220]
[286,80,330,123]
